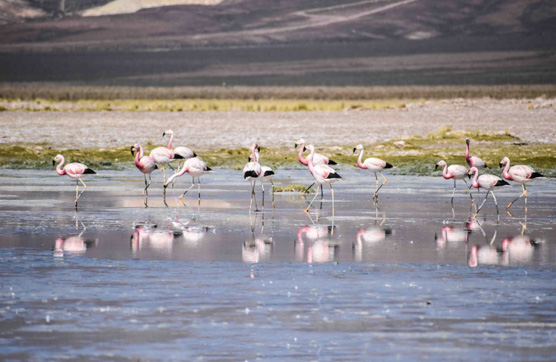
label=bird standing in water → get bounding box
[53,154,96,209]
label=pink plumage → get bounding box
[53,154,96,209]
[465,138,487,169]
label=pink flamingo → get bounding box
[243,142,262,212]
[53,154,96,209]
[164,129,196,162]
[163,157,212,204]
[253,150,275,208]
[353,144,393,202]
[468,244,505,267]
[469,166,509,215]
[131,144,157,197]
[435,160,473,208]
[305,144,342,214]
[465,138,488,169]
[149,131,184,183]
[295,138,336,195]
[499,157,544,210]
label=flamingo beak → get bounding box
[52,159,55,166]
[294,143,298,148]
[352,148,356,154]
[303,146,307,152]
[257,146,261,152]
[130,146,136,156]
[162,132,166,137]
[248,157,251,162]
[434,164,439,170]
[499,163,503,168]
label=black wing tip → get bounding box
[495,180,510,187]
[206,166,212,171]
[385,163,394,169]
[264,170,275,177]
[193,152,197,157]
[327,172,342,180]
[174,154,185,160]
[84,168,96,174]
[328,159,337,165]
[244,170,258,179]
[531,172,544,179]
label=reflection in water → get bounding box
[54,213,96,257]
[468,244,505,267]
[243,212,274,277]
[296,211,337,263]
[435,225,470,250]
[131,221,175,256]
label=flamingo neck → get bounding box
[134,145,144,165]
[502,159,512,180]
[167,132,174,149]
[297,228,305,245]
[465,142,470,160]
[307,148,315,173]
[56,157,66,175]
[357,149,367,169]
[441,163,450,179]
[297,142,308,165]
[471,169,480,188]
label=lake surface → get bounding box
[1,169,555,361]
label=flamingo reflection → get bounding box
[353,210,392,261]
[296,221,337,263]
[131,222,174,255]
[54,213,96,257]
[435,225,470,250]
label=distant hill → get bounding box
[0,0,555,87]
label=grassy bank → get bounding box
[2,128,555,177]
[2,84,556,102]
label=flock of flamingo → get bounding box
[52,130,544,214]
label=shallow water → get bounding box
[1,169,556,361]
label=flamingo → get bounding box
[163,157,212,204]
[468,166,509,216]
[149,131,184,183]
[435,160,473,208]
[499,157,544,210]
[295,138,336,195]
[53,154,96,209]
[243,142,262,212]
[131,144,157,197]
[163,130,196,159]
[468,244,505,267]
[305,144,342,214]
[253,150,275,208]
[353,144,393,202]
[465,138,488,169]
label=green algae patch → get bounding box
[273,184,315,193]
[2,127,555,177]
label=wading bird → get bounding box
[253,150,275,208]
[243,142,262,212]
[163,157,212,204]
[435,160,473,208]
[131,144,157,197]
[295,138,336,195]
[353,144,393,202]
[149,131,184,183]
[465,138,488,170]
[163,129,196,163]
[499,157,544,210]
[469,166,509,216]
[305,145,342,214]
[53,154,96,209]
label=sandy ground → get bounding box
[1,98,555,149]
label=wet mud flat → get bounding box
[1,169,556,361]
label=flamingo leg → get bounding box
[491,190,499,215]
[180,179,195,200]
[302,182,315,196]
[75,178,87,208]
[197,177,201,205]
[305,184,321,213]
[462,178,474,202]
[331,184,335,217]
[507,184,527,210]
[372,173,379,199]
[451,179,456,208]
[270,180,275,209]
[476,189,490,215]
[249,181,258,212]
[261,181,265,210]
